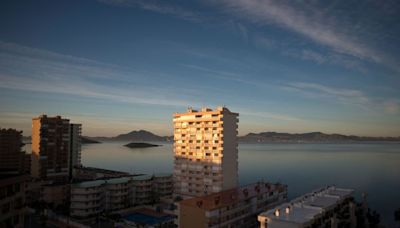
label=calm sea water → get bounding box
[81,142,400,226]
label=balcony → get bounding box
[71,194,104,201]
[70,209,103,217]
[70,201,103,209]
[108,191,129,197]
[71,188,103,194]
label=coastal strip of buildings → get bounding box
[0,114,176,227]
[0,108,381,228]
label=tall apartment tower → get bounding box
[173,107,239,198]
[0,128,26,174]
[69,123,82,179]
[31,115,81,182]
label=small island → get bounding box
[124,142,161,148]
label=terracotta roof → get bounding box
[179,181,286,210]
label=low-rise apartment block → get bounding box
[41,182,70,208]
[132,175,153,205]
[105,177,135,211]
[70,179,105,218]
[257,186,357,228]
[178,181,287,228]
[70,174,173,218]
[153,173,173,198]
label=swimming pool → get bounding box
[123,212,175,226]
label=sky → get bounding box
[0,0,399,137]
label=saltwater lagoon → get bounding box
[81,142,400,226]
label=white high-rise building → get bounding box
[173,107,239,198]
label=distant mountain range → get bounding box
[87,130,172,142]
[23,130,400,143]
[22,136,101,144]
[238,132,400,143]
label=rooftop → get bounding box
[75,166,130,175]
[267,203,322,224]
[72,179,106,188]
[106,176,133,185]
[179,181,286,210]
[259,186,354,225]
[153,173,172,178]
[173,106,238,117]
[71,173,171,188]
[132,174,153,181]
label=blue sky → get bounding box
[0,0,399,137]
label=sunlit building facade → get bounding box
[173,107,239,198]
[32,115,70,181]
[31,115,82,182]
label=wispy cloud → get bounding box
[216,0,399,72]
[281,82,400,118]
[383,100,400,115]
[0,40,200,108]
[98,0,400,73]
[239,110,301,122]
[284,82,400,116]
[181,64,249,84]
[235,22,249,44]
[98,0,203,22]
[180,63,281,90]
[285,82,370,107]
[283,49,367,72]
[253,35,276,50]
